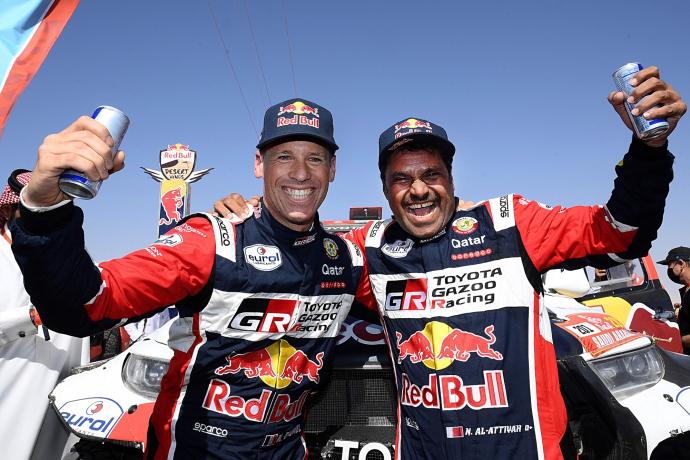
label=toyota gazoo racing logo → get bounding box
[203,340,322,423]
[244,244,282,271]
[382,238,414,259]
[452,216,479,235]
[395,321,507,411]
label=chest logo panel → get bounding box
[244,244,282,271]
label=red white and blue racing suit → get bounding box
[11,201,367,460]
[346,138,674,459]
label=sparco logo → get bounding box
[369,220,384,239]
[382,239,414,258]
[214,216,232,247]
[193,421,228,438]
[499,195,509,218]
[244,245,282,271]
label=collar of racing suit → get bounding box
[254,198,320,247]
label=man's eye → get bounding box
[308,156,324,163]
[277,154,291,161]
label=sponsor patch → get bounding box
[451,235,486,249]
[451,248,493,260]
[322,264,345,276]
[193,421,228,438]
[176,223,207,238]
[320,281,346,289]
[323,238,339,259]
[154,233,183,247]
[382,238,414,259]
[145,246,163,258]
[244,244,282,271]
[59,397,124,437]
[452,217,479,235]
[293,234,316,246]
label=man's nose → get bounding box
[289,159,310,181]
[409,178,429,197]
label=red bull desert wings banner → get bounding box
[142,144,212,236]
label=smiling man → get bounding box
[342,65,685,460]
[10,98,371,459]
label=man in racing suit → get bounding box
[217,65,685,459]
[10,99,370,459]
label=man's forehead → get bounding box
[264,139,331,156]
[388,148,446,171]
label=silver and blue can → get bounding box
[58,106,130,199]
[612,63,669,140]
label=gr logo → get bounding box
[229,298,298,332]
[384,278,428,311]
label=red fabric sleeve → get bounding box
[85,217,216,320]
[345,223,378,312]
[512,195,637,273]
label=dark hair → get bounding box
[379,141,453,184]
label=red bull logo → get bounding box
[394,118,433,133]
[281,350,324,383]
[214,340,324,388]
[215,348,277,378]
[396,322,503,370]
[202,381,311,423]
[277,101,319,117]
[401,371,508,410]
[396,331,434,364]
[159,186,183,225]
[437,325,503,362]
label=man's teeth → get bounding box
[285,188,313,199]
[408,202,434,210]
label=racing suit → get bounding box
[346,138,674,460]
[11,200,366,460]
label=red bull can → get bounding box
[612,63,669,140]
[58,106,130,199]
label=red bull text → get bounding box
[59,106,130,199]
[401,371,508,410]
[202,380,310,423]
[276,101,320,129]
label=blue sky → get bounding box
[1,0,689,299]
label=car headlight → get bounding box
[588,345,664,401]
[122,353,170,399]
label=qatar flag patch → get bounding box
[446,426,464,438]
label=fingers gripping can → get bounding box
[58,106,130,199]
[612,63,669,140]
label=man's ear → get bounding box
[254,150,263,178]
[329,154,336,183]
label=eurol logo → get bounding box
[59,397,124,437]
[244,244,282,271]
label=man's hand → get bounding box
[608,66,687,148]
[24,116,126,207]
[212,193,260,218]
